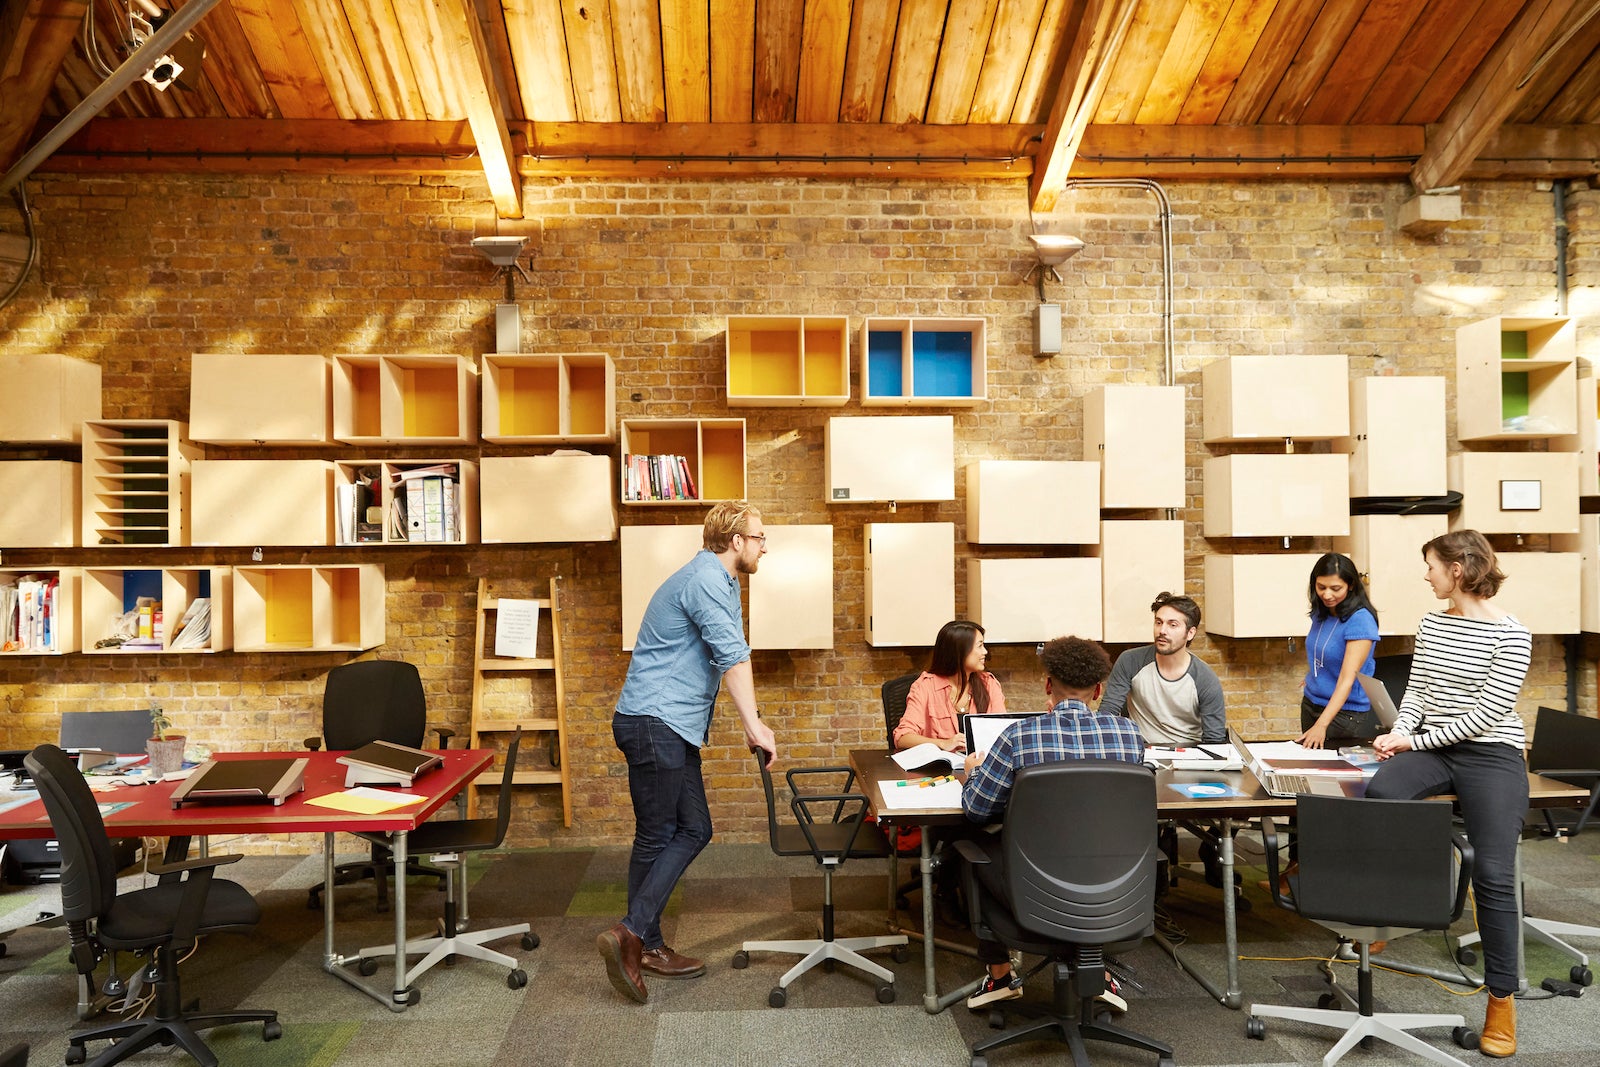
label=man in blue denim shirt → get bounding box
[598,501,778,1003]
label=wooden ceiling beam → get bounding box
[1471,122,1600,177]
[0,0,89,171]
[1030,0,1140,212]
[1411,0,1587,192]
[435,0,522,218]
[1073,123,1424,178]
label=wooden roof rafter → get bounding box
[1029,0,1139,212]
[435,0,522,218]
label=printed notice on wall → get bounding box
[494,599,540,659]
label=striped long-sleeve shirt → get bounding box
[1393,611,1531,751]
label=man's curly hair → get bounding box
[1038,636,1112,692]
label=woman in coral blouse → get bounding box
[893,620,1007,752]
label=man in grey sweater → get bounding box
[1099,592,1226,746]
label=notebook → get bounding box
[1229,729,1365,799]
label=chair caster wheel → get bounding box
[1317,992,1338,1009]
[768,986,786,1008]
[404,986,421,1006]
[1453,1026,1478,1050]
[264,1020,283,1041]
[732,950,749,969]
[306,890,321,910]
[66,1045,86,1065]
[1456,946,1478,967]
[376,900,391,914]
[876,984,895,1004]
[521,932,539,951]
[0,943,6,959]
[507,969,527,989]
[1572,965,1593,987]
[895,895,911,911]
[357,958,378,977]
[987,1009,1005,1029]
[1234,894,1252,913]
[1246,1016,1266,1039]
[970,1057,988,1067]
[892,945,910,963]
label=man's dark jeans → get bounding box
[613,712,713,951]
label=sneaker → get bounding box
[967,970,1023,1009]
[1096,972,1128,1014]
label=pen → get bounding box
[1195,745,1225,761]
[895,774,956,788]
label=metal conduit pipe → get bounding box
[1060,178,1174,387]
[1556,181,1581,714]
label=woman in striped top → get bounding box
[1368,530,1531,1059]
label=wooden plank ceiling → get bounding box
[2,0,1599,218]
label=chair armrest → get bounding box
[789,793,869,857]
[1534,768,1600,782]
[304,736,322,751]
[951,838,989,865]
[1449,831,1475,921]
[1259,816,1295,911]
[786,766,858,825]
[432,727,455,749]
[148,852,244,877]
[152,853,247,948]
[950,839,992,934]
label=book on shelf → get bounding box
[336,740,443,788]
[169,597,212,650]
[624,454,699,502]
[1,573,59,653]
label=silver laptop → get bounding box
[1229,728,1360,798]
[1355,673,1402,730]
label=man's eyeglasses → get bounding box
[741,532,768,546]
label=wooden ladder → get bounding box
[468,576,571,826]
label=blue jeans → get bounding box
[613,712,713,951]
[1366,741,1528,996]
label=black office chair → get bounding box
[353,728,537,993]
[732,750,909,1006]
[954,760,1174,1067]
[879,671,925,906]
[1371,653,1413,705]
[304,659,454,911]
[1528,705,1600,837]
[1247,795,1477,1066]
[24,744,280,1067]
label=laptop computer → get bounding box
[1229,728,1363,798]
[962,711,1044,757]
[1355,673,1402,730]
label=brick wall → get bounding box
[1,173,1596,850]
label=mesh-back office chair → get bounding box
[955,760,1173,1067]
[24,744,280,1067]
[732,750,909,1007]
[353,729,537,996]
[304,660,454,911]
[879,671,923,907]
[1371,653,1412,705]
[1247,795,1477,1067]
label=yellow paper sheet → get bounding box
[305,787,427,815]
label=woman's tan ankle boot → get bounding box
[1480,992,1516,1058]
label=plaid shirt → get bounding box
[962,699,1146,824]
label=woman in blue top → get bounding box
[1298,553,1380,750]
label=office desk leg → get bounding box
[1151,816,1244,1009]
[920,830,938,1012]
[322,830,415,1013]
[390,831,410,1009]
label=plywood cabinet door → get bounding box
[864,523,954,647]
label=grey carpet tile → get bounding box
[652,1005,968,1067]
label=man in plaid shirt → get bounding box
[958,635,1147,1009]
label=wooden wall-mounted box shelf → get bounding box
[826,415,954,503]
[232,564,384,652]
[1084,385,1185,509]
[333,354,476,445]
[81,420,201,549]
[749,524,834,650]
[1342,376,1447,498]
[1456,316,1576,441]
[1202,454,1350,537]
[968,557,1102,643]
[81,566,232,654]
[1202,355,1350,443]
[725,316,849,406]
[1446,451,1579,535]
[1092,520,1185,644]
[619,524,703,650]
[0,568,80,654]
[861,317,986,406]
[1204,553,1325,638]
[1335,514,1449,637]
[333,460,478,545]
[191,460,334,546]
[189,353,331,444]
[1493,552,1580,634]
[864,522,954,647]
[480,455,616,543]
[620,419,745,505]
[966,460,1099,545]
[0,354,100,443]
[1554,516,1600,633]
[481,353,615,443]
[0,461,79,547]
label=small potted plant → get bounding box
[145,703,186,776]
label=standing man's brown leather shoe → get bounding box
[1480,992,1516,1057]
[640,945,706,979]
[597,923,648,1002]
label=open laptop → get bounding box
[1229,728,1363,798]
[1355,673,1402,730]
[962,711,1044,757]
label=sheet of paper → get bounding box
[876,777,963,811]
[494,598,540,658]
[0,794,37,816]
[1248,741,1352,762]
[305,787,428,815]
[890,743,962,772]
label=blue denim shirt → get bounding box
[616,549,751,747]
